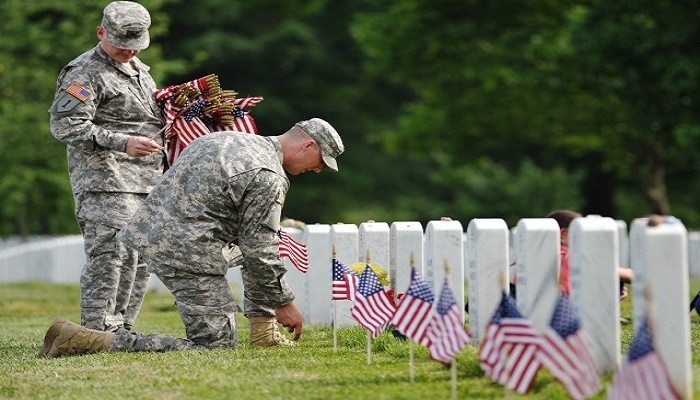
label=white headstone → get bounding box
[390,221,424,300]
[514,218,560,332]
[616,220,630,268]
[358,221,391,283]
[331,223,359,328]
[466,218,510,343]
[424,219,465,321]
[569,216,621,375]
[687,231,700,279]
[629,217,648,328]
[629,216,692,399]
[304,224,333,326]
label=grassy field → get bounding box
[1,281,698,399]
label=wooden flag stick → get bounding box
[443,259,458,398]
[365,248,372,365]
[333,301,339,353]
[451,360,457,399]
[332,245,338,352]
[499,270,508,291]
[497,268,513,398]
[409,251,416,383]
[367,331,372,365]
[409,342,415,383]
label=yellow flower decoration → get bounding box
[349,262,389,287]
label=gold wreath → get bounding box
[349,263,389,286]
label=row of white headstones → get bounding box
[270,216,692,399]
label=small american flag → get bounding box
[277,229,308,273]
[391,268,435,347]
[538,295,601,399]
[608,317,680,400]
[332,258,359,301]
[426,277,471,363]
[66,83,91,101]
[479,291,542,394]
[351,265,397,338]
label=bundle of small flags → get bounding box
[154,74,263,166]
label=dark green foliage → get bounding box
[3,0,700,238]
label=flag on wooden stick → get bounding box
[332,257,359,301]
[607,317,680,400]
[426,277,471,363]
[391,267,435,347]
[351,265,396,338]
[479,291,542,394]
[538,294,601,399]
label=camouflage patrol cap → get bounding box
[102,1,151,50]
[295,118,344,171]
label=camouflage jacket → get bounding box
[49,44,163,194]
[118,132,295,309]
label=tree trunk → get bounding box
[581,160,617,218]
[634,142,671,215]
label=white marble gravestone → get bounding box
[687,231,700,279]
[629,216,692,399]
[358,221,391,281]
[303,224,333,326]
[569,215,621,375]
[389,221,423,299]
[616,220,630,268]
[514,218,560,332]
[424,219,465,321]
[331,223,359,328]
[466,218,510,343]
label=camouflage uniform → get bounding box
[49,42,163,331]
[116,132,295,350]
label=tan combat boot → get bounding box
[38,317,115,358]
[249,316,297,347]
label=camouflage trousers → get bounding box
[75,191,149,331]
[112,259,238,351]
[221,244,276,319]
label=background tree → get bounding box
[351,0,700,225]
[568,0,700,218]
[2,0,699,238]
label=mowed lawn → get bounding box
[1,280,699,399]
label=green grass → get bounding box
[0,281,699,399]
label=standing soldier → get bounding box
[48,1,164,332]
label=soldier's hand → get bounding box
[275,302,303,340]
[125,136,163,157]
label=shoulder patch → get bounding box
[49,83,92,115]
[65,83,91,101]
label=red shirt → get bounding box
[559,243,570,296]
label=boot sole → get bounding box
[37,317,67,358]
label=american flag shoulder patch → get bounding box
[65,83,91,101]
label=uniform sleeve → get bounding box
[49,68,131,152]
[236,169,294,309]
